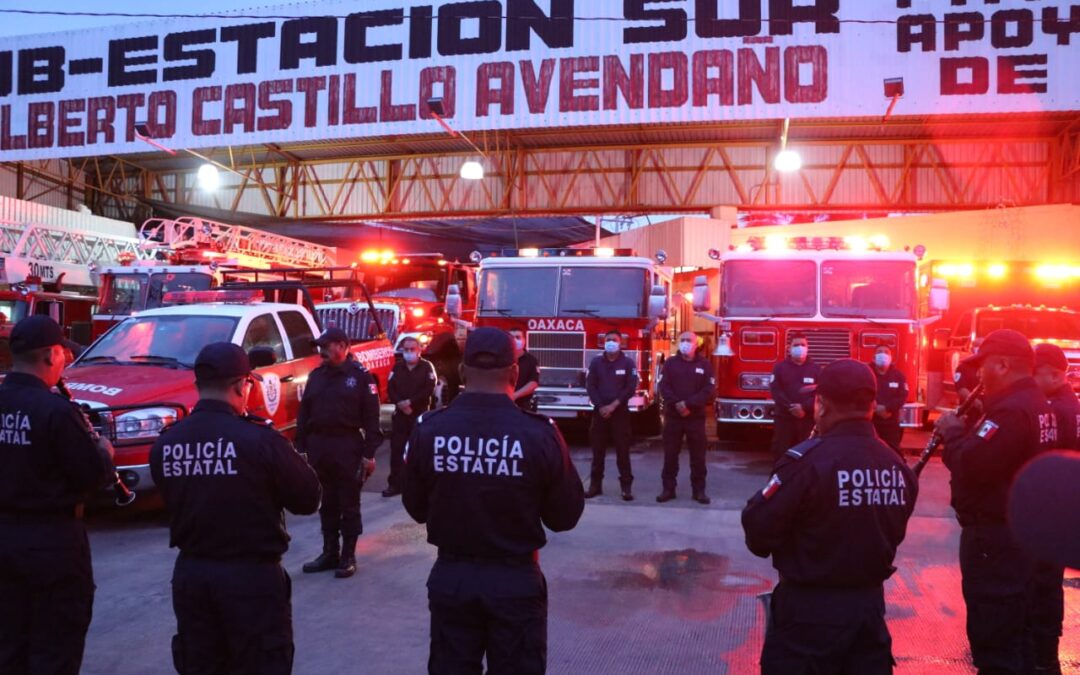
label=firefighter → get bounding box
[508,326,540,412]
[657,332,716,504]
[298,327,384,579]
[150,342,321,675]
[402,327,585,674]
[742,359,917,674]
[769,333,820,457]
[383,337,437,498]
[934,329,1057,673]
[585,329,639,500]
[0,316,115,675]
[869,344,907,453]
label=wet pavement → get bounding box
[80,427,1080,674]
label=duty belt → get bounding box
[438,550,539,566]
[309,426,364,437]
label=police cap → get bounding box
[9,315,81,355]
[463,327,515,369]
[961,329,1033,368]
[194,342,263,383]
[312,326,350,347]
[803,358,877,404]
[1033,342,1068,372]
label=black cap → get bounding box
[9,315,81,355]
[961,329,1033,368]
[802,358,877,403]
[1009,452,1080,570]
[1033,343,1069,372]
[463,327,515,370]
[313,326,350,347]
[194,342,263,383]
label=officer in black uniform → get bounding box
[403,327,585,675]
[743,359,917,674]
[150,342,321,675]
[769,332,820,458]
[584,329,639,500]
[298,327,383,579]
[1026,342,1079,674]
[0,316,115,675]
[383,336,436,498]
[509,326,540,412]
[869,344,908,453]
[935,329,1057,674]
[657,332,716,504]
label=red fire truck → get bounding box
[474,247,673,431]
[698,236,948,430]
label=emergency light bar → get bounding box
[497,247,635,258]
[162,290,263,305]
[737,235,892,252]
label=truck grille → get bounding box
[530,332,585,387]
[798,329,852,365]
[318,306,399,343]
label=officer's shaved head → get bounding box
[462,363,518,396]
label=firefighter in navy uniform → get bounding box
[935,329,1057,674]
[657,332,716,504]
[743,359,917,674]
[403,327,585,675]
[869,344,908,453]
[150,342,321,675]
[584,329,639,500]
[0,316,115,675]
[298,327,384,579]
[769,332,821,458]
[509,326,541,412]
[383,336,437,498]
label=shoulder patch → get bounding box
[784,437,823,460]
[522,409,556,425]
[976,419,1000,440]
[416,407,449,425]
[242,413,275,427]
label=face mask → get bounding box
[874,353,891,369]
[514,338,525,350]
[604,340,620,353]
[678,341,695,356]
[790,345,807,360]
[403,351,419,363]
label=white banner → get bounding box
[0,0,1077,161]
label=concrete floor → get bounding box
[79,428,1080,674]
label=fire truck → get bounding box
[92,216,336,337]
[64,285,394,493]
[474,247,673,431]
[697,236,948,430]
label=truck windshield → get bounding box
[478,268,558,317]
[79,315,239,367]
[977,311,1080,341]
[360,265,444,303]
[99,272,214,314]
[722,260,816,317]
[821,261,916,320]
[557,267,648,317]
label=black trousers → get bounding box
[0,520,95,675]
[171,555,293,675]
[661,414,707,492]
[761,582,893,675]
[771,412,813,457]
[427,557,547,675]
[308,434,364,537]
[873,419,904,454]
[387,413,418,491]
[1027,561,1065,674]
[589,406,633,488]
[959,523,1037,674]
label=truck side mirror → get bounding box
[248,346,277,369]
[932,328,951,352]
[691,275,711,312]
[445,283,462,319]
[929,279,950,312]
[647,284,668,320]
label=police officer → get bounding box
[508,326,540,412]
[403,327,585,674]
[585,329,639,500]
[150,342,321,674]
[869,344,907,453]
[1034,343,1079,450]
[383,337,437,498]
[934,329,1057,674]
[769,332,820,457]
[657,332,716,504]
[0,316,114,675]
[298,327,383,579]
[742,359,917,674]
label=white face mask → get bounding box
[874,353,892,369]
[403,350,419,363]
[679,341,695,356]
[513,338,525,350]
[604,340,621,353]
[790,345,808,360]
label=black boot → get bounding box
[303,531,340,573]
[585,482,603,499]
[335,535,357,579]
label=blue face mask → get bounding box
[604,340,621,353]
[874,353,891,369]
[790,345,808,360]
[679,341,695,356]
[403,351,419,363]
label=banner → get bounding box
[0,0,1077,161]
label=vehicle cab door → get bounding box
[237,311,295,432]
[273,309,322,435]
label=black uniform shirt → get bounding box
[1047,384,1080,450]
[388,357,437,418]
[586,353,639,408]
[770,358,821,418]
[872,364,908,420]
[943,377,1056,525]
[150,399,321,560]
[742,419,917,588]
[0,372,114,519]
[402,392,585,558]
[297,355,383,457]
[659,355,716,418]
[514,351,541,411]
